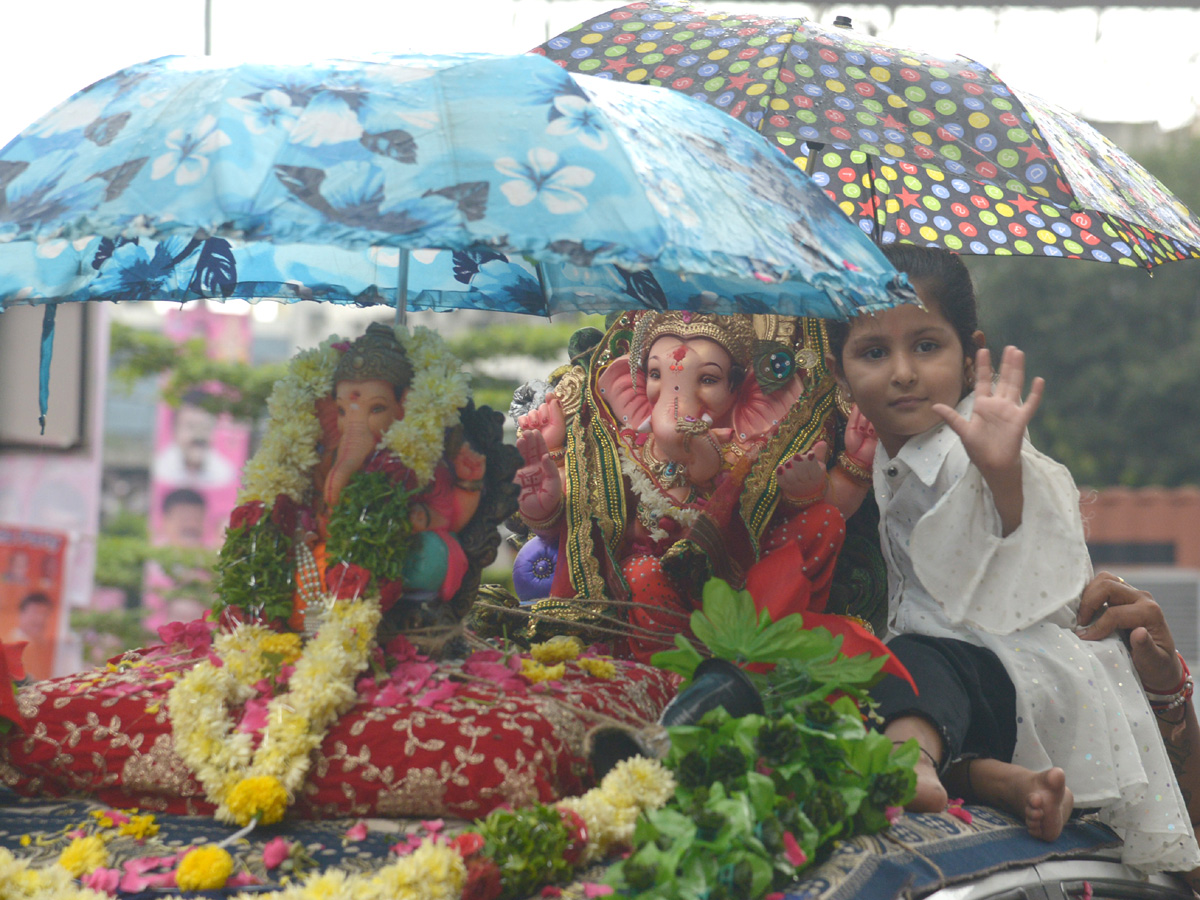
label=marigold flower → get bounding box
[176,845,235,891]
[531,635,583,665]
[521,658,566,684]
[118,813,159,840]
[577,657,617,679]
[57,835,108,877]
[601,757,676,811]
[226,775,290,826]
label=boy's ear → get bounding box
[825,353,850,396]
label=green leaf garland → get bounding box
[325,469,415,583]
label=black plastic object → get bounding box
[833,15,853,27]
[658,658,764,727]
[588,659,765,779]
[589,727,649,781]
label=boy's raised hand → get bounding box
[932,346,1044,480]
[933,347,1043,536]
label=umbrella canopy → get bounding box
[0,52,911,319]
[539,1,1200,268]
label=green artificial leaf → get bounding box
[709,790,757,844]
[890,737,921,773]
[838,784,868,817]
[688,578,746,655]
[744,772,778,821]
[743,852,774,899]
[649,633,705,685]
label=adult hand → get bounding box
[1077,571,1183,692]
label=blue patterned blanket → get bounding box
[0,790,1121,900]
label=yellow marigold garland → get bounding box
[168,597,382,825]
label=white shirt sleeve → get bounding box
[910,443,1092,634]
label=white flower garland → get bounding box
[2,756,677,900]
[385,326,471,486]
[168,597,381,825]
[620,450,702,542]
[239,325,469,504]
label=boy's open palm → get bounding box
[932,346,1044,480]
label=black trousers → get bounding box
[872,633,1018,772]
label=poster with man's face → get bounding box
[143,304,252,633]
[0,526,67,680]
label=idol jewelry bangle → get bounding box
[781,489,825,511]
[836,451,872,486]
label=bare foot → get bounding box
[1024,767,1072,842]
[885,717,949,813]
[909,753,950,813]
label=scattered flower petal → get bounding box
[262,836,291,869]
[783,831,808,867]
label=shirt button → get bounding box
[886,465,899,477]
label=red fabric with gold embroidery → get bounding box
[0,645,676,819]
[624,500,845,664]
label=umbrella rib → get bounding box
[535,263,552,319]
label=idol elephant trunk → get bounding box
[324,420,378,508]
[650,399,724,486]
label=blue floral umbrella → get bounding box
[0,52,914,424]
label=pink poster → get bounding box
[144,304,252,631]
[147,305,252,550]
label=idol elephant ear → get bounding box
[731,372,808,443]
[596,354,652,432]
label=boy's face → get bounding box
[834,300,968,457]
[162,501,206,547]
[18,601,51,640]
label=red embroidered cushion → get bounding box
[0,645,677,819]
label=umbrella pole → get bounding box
[395,249,408,329]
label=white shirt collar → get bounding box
[877,393,974,487]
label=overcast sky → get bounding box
[3,0,1198,145]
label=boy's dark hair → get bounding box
[19,592,51,612]
[826,244,979,363]
[162,487,206,514]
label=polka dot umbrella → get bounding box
[538,0,1200,269]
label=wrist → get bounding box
[521,496,564,532]
[780,484,826,510]
[836,451,872,487]
[1145,652,1193,713]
